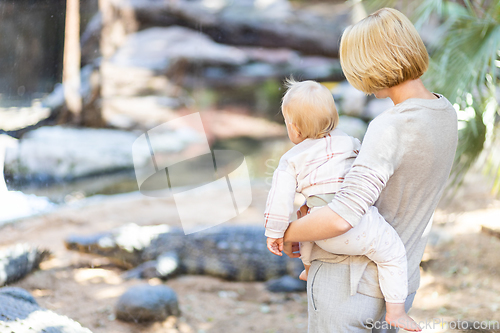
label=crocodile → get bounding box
[0,244,50,287]
[65,224,304,282]
[0,287,93,333]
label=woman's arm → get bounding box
[283,114,404,247]
[283,206,352,243]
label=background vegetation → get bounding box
[367,0,500,194]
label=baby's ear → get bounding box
[290,123,301,135]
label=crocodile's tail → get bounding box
[0,244,51,286]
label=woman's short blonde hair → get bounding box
[281,78,339,139]
[339,8,429,94]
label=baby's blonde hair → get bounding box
[339,8,429,94]
[281,78,339,139]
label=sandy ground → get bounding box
[1,176,500,333]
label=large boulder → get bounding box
[5,126,140,181]
[111,26,248,71]
[105,25,342,94]
[4,125,205,181]
[124,0,350,57]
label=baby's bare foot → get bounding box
[299,269,308,281]
[385,302,421,332]
[385,312,421,332]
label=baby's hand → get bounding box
[266,237,284,256]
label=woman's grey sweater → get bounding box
[309,94,458,299]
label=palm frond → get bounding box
[424,8,500,102]
[448,97,487,188]
[421,3,500,191]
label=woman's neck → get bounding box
[387,79,437,105]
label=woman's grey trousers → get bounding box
[307,261,416,333]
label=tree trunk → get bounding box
[62,0,82,123]
[97,0,138,128]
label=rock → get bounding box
[101,63,182,98]
[292,56,342,80]
[0,287,38,305]
[4,125,204,181]
[181,52,342,88]
[104,26,256,104]
[363,97,393,120]
[0,105,52,133]
[265,275,306,292]
[104,25,252,100]
[123,0,350,57]
[96,0,347,91]
[115,284,180,322]
[111,26,248,71]
[233,53,341,82]
[5,126,140,181]
[102,22,343,94]
[237,63,277,79]
[337,115,368,141]
[239,47,300,65]
[0,287,93,333]
[103,96,180,130]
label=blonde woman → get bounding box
[282,8,458,333]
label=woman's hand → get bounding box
[282,241,301,258]
[278,202,307,259]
